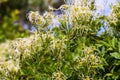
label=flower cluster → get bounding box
[52,71,66,80]
[0,0,106,79]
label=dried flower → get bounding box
[27,11,46,30]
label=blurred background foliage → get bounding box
[0,0,64,42]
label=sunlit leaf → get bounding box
[110,52,120,59]
[105,73,112,77]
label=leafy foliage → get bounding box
[0,0,120,80]
[0,9,29,42]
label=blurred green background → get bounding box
[0,0,64,43]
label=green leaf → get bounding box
[110,52,120,59]
[105,73,112,77]
[118,42,120,53]
[99,41,110,47]
[112,37,115,48]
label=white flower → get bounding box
[7,60,19,72]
